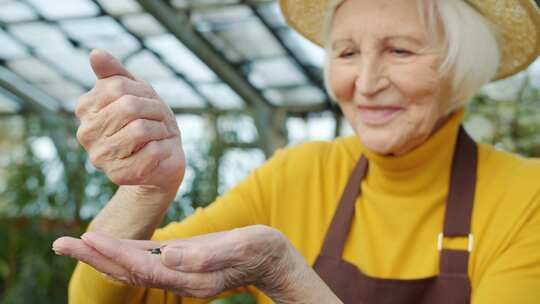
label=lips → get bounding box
[356,105,404,125]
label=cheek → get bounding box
[329,63,356,101]
[392,71,439,105]
[390,58,443,105]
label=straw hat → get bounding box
[279,0,540,81]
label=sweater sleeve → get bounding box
[472,191,540,304]
[68,148,288,304]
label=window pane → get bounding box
[264,85,326,106]
[248,57,307,88]
[197,83,244,109]
[219,148,265,193]
[125,50,174,81]
[96,0,142,15]
[213,19,285,60]
[26,0,99,20]
[217,114,258,143]
[38,48,95,86]
[121,13,166,37]
[172,0,240,10]
[60,17,141,60]
[152,79,206,108]
[34,80,85,109]
[0,29,27,60]
[0,1,38,23]
[9,22,72,52]
[287,111,336,145]
[279,29,325,67]
[256,2,287,28]
[7,57,64,83]
[146,34,217,82]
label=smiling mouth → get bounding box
[356,105,404,125]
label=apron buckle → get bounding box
[438,233,474,252]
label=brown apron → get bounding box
[313,127,477,304]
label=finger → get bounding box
[53,237,128,280]
[81,233,163,251]
[78,234,230,299]
[104,119,172,159]
[90,49,134,80]
[100,95,168,137]
[77,77,156,118]
[161,231,239,273]
[80,232,183,287]
[105,138,175,185]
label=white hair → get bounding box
[322,0,501,113]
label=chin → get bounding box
[355,125,404,155]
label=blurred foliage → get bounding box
[0,113,256,303]
[0,72,539,303]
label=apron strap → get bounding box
[439,127,478,276]
[319,155,368,257]
[443,127,477,236]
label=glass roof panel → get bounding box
[121,13,166,37]
[264,85,326,106]
[96,0,142,15]
[152,79,206,108]
[0,1,38,23]
[280,29,325,67]
[125,50,174,81]
[248,57,307,88]
[6,57,64,83]
[0,0,335,119]
[171,0,241,10]
[256,2,287,28]
[0,29,27,60]
[25,0,100,20]
[191,5,253,24]
[9,22,72,51]
[60,16,141,60]
[197,83,244,109]
[34,80,85,109]
[145,34,217,82]
[60,16,125,40]
[199,30,243,63]
[211,19,285,61]
[38,48,95,87]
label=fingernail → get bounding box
[163,248,183,266]
[52,247,64,256]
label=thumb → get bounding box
[90,49,134,80]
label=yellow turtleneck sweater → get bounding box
[69,109,540,303]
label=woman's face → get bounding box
[328,0,453,156]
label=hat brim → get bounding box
[279,0,540,81]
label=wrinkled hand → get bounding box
[75,49,185,193]
[53,225,305,300]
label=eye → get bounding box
[339,50,356,58]
[390,48,413,56]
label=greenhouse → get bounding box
[1,0,540,303]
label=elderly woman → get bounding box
[53,0,540,303]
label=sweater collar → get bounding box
[344,109,465,196]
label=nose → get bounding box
[355,53,389,97]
